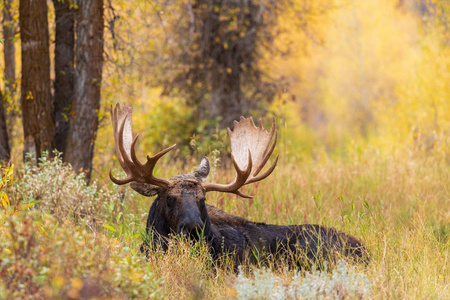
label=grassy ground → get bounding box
[0,145,449,299]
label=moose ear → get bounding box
[194,156,210,181]
[130,182,162,197]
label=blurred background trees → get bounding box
[0,0,449,180]
[160,0,284,128]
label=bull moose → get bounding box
[110,103,368,268]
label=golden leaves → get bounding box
[0,164,14,210]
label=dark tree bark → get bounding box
[19,0,54,159]
[65,0,104,182]
[52,0,75,154]
[0,91,10,162]
[2,0,16,151]
[202,0,248,127]
[209,72,242,127]
[3,0,15,93]
[0,0,15,162]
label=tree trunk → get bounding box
[19,0,54,160]
[52,0,75,154]
[65,0,104,182]
[2,0,16,149]
[3,0,15,93]
[1,0,15,163]
[0,91,10,162]
[209,71,243,128]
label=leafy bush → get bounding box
[0,211,163,299]
[0,157,163,298]
[235,260,372,299]
[13,152,125,227]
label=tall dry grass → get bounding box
[1,143,448,299]
[123,143,449,298]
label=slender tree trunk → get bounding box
[0,91,10,162]
[3,0,15,93]
[52,0,75,154]
[19,0,54,160]
[65,0,104,182]
[2,0,16,155]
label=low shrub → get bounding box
[13,152,125,228]
[235,260,372,299]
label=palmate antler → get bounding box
[203,117,278,198]
[109,103,176,189]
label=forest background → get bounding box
[0,0,449,299]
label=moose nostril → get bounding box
[180,227,190,236]
[178,220,204,236]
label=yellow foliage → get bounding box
[270,0,449,157]
[0,164,14,210]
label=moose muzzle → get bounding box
[176,195,205,238]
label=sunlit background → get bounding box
[94,0,449,171]
[1,0,448,171]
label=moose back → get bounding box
[110,104,368,268]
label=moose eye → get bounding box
[166,196,175,208]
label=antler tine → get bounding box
[110,111,137,185]
[110,103,130,172]
[109,103,175,189]
[252,117,277,177]
[245,154,279,185]
[203,150,253,198]
[109,169,134,185]
[132,135,177,187]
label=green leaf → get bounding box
[21,200,41,210]
[103,224,116,232]
[363,199,370,210]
